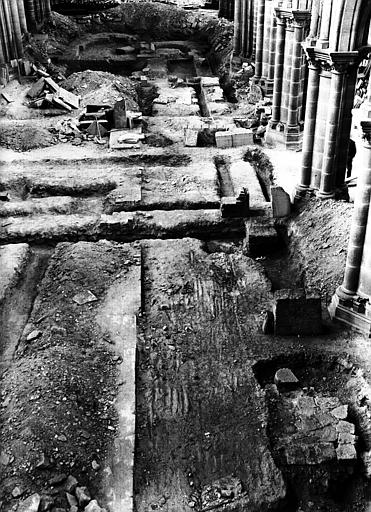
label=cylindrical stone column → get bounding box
[318,66,345,198]
[287,21,304,128]
[335,64,358,188]
[261,0,272,83]
[269,16,286,127]
[308,0,320,41]
[265,15,277,95]
[16,0,28,33]
[241,0,247,57]
[318,0,332,48]
[337,121,371,300]
[3,0,16,60]
[295,60,320,198]
[233,0,242,54]
[280,21,294,124]
[311,68,331,189]
[253,0,265,83]
[9,0,24,57]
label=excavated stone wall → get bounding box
[72,2,233,77]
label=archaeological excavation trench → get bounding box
[1,4,371,512]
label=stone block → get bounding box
[274,368,299,392]
[336,443,357,461]
[184,128,198,147]
[215,131,233,149]
[273,288,322,336]
[220,194,249,218]
[271,186,291,218]
[244,218,280,257]
[231,128,254,147]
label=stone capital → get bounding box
[303,47,360,74]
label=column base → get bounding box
[316,189,336,200]
[294,184,314,202]
[265,123,303,151]
[329,293,371,337]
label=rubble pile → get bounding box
[266,369,358,467]
[27,77,80,111]
[10,476,106,512]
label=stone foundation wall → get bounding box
[71,2,233,77]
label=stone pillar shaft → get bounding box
[270,17,286,125]
[318,0,332,47]
[287,23,304,127]
[234,0,242,54]
[9,0,24,57]
[296,62,320,196]
[318,69,345,198]
[311,71,331,189]
[261,0,272,82]
[254,0,265,81]
[280,24,294,124]
[308,0,320,40]
[267,16,276,80]
[338,122,371,298]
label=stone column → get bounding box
[261,0,272,85]
[308,0,320,43]
[286,13,308,148]
[335,64,358,188]
[335,121,371,301]
[280,20,294,125]
[295,57,320,199]
[233,0,242,54]
[9,0,24,58]
[241,0,247,57]
[265,10,276,95]
[245,0,253,57]
[269,15,286,128]
[318,0,332,49]
[317,65,346,199]
[253,0,265,83]
[311,68,331,189]
[16,0,28,33]
[3,0,16,60]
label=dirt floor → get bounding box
[1,5,371,512]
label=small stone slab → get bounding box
[271,186,291,218]
[274,368,299,392]
[215,131,233,149]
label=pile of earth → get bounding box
[60,70,139,109]
[285,197,353,301]
[0,124,54,152]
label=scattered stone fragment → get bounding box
[36,452,51,469]
[66,493,78,508]
[336,444,357,460]
[17,494,41,512]
[72,290,98,305]
[0,451,10,465]
[84,500,102,512]
[49,474,67,485]
[26,329,42,341]
[12,486,24,498]
[274,368,299,392]
[91,460,100,471]
[39,496,54,512]
[75,487,91,507]
[331,405,348,419]
[65,475,78,494]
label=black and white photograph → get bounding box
[1,0,371,511]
